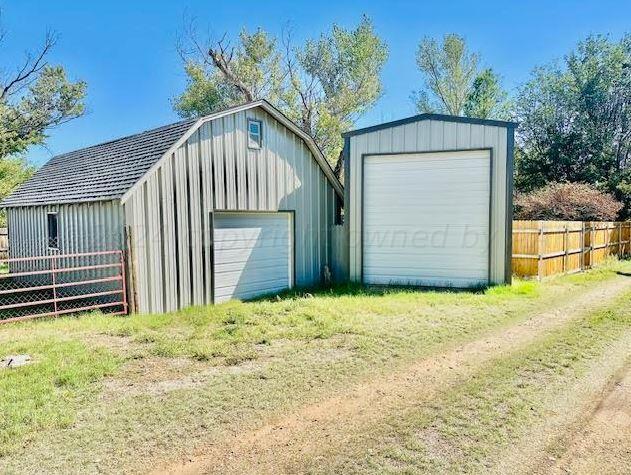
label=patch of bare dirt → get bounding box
[99,339,352,401]
[548,364,631,474]
[490,333,631,475]
[81,332,139,355]
[154,276,631,475]
[101,357,267,400]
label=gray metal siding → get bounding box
[6,201,124,259]
[125,106,337,313]
[348,120,510,285]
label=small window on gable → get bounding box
[248,119,262,149]
[47,213,59,249]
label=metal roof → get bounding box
[1,118,197,207]
[342,113,518,138]
[119,100,344,203]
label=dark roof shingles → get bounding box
[1,118,196,207]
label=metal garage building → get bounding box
[2,100,344,313]
[343,113,516,287]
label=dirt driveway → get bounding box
[156,275,631,475]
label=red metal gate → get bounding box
[0,250,127,323]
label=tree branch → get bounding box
[1,31,56,100]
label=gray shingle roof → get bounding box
[1,118,197,207]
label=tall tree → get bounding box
[1,32,87,158]
[412,34,509,119]
[515,34,631,217]
[174,16,388,167]
[0,30,87,224]
[463,68,510,119]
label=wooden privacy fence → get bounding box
[512,220,631,279]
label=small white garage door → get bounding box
[363,150,490,287]
[213,212,293,303]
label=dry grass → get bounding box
[0,259,629,474]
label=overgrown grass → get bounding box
[0,338,120,455]
[0,258,629,472]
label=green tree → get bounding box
[0,31,87,224]
[174,16,388,167]
[515,34,631,218]
[463,68,511,119]
[412,34,509,119]
[175,29,284,115]
[1,33,87,158]
[0,157,34,225]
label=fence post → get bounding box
[580,221,585,271]
[124,225,137,314]
[537,221,544,280]
[590,222,594,268]
[563,224,568,273]
[120,250,128,315]
[51,254,58,317]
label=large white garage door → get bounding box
[363,150,490,287]
[213,212,293,303]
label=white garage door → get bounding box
[363,150,490,287]
[213,212,293,303]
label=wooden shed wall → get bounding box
[346,120,512,285]
[124,106,337,313]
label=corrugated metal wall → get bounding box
[347,120,511,284]
[6,200,124,258]
[125,106,338,313]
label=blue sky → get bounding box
[3,0,630,166]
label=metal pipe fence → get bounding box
[0,250,127,323]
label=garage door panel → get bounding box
[365,169,488,182]
[215,282,288,303]
[365,251,488,262]
[365,258,489,273]
[213,248,290,261]
[363,274,487,287]
[363,209,489,224]
[364,265,489,278]
[215,261,289,275]
[363,230,489,250]
[214,213,292,303]
[363,151,490,288]
[214,270,289,289]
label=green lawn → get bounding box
[0,259,630,473]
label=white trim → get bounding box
[121,100,344,204]
[247,118,262,149]
[46,211,60,250]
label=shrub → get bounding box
[514,182,623,221]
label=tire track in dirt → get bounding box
[550,365,631,475]
[155,276,631,475]
[490,332,631,475]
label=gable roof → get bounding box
[2,100,343,208]
[119,100,344,203]
[342,113,518,138]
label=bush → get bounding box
[515,182,623,221]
